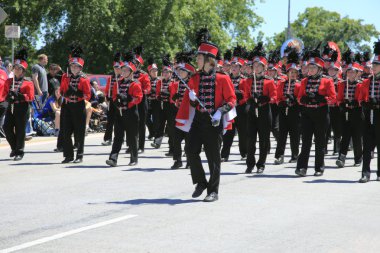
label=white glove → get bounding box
[211,110,222,127]
[189,90,197,102]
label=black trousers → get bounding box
[157,101,172,150]
[138,95,148,150]
[246,103,272,169]
[103,100,115,142]
[221,104,247,159]
[0,101,8,132]
[339,107,363,163]
[146,99,154,137]
[151,100,164,139]
[4,102,29,156]
[166,104,178,152]
[62,100,86,159]
[297,106,328,172]
[173,127,188,162]
[275,105,300,159]
[188,111,223,194]
[362,109,380,177]
[327,106,342,154]
[271,103,280,141]
[110,105,139,163]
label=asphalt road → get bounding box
[0,133,379,253]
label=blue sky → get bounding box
[253,0,380,40]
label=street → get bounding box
[0,133,379,253]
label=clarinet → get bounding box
[115,75,122,116]
[371,75,375,125]
[286,78,291,116]
[345,79,349,121]
[253,72,258,116]
[11,77,15,114]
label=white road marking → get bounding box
[0,214,137,253]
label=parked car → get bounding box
[87,74,111,93]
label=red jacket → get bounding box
[0,69,7,102]
[3,77,35,102]
[358,78,375,103]
[105,75,123,99]
[176,72,236,125]
[135,71,151,95]
[60,73,91,102]
[276,78,301,103]
[336,80,363,105]
[112,80,143,108]
[240,77,277,104]
[297,77,336,106]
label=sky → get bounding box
[253,0,380,41]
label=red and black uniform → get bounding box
[326,77,343,155]
[275,78,301,161]
[170,79,189,164]
[146,76,159,140]
[134,70,150,151]
[221,74,247,160]
[360,75,380,178]
[60,72,91,160]
[176,70,236,195]
[109,78,143,164]
[2,77,34,157]
[155,78,176,149]
[297,75,336,173]
[240,75,276,173]
[0,69,7,134]
[336,79,364,165]
[103,74,123,142]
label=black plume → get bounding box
[233,44,244,58]
[162,54,172,67]
[374,40,380,55]
[342,48,353,64]
[284,46,292,55]
[195,27,211,46]
[354,52,362,63]
[287,48,300,65]
[15,47,28,61]
[301,48,310,61]
[362,51,371,62]
[268,48,281,64]
[309,42,322,58]
[147,56,155,66]
[250,42,266,59]
[330,50,339,63]
[113,52,122,62]
[224,49,232,61]
[123,50,135,63]
[69,42,84,58]
[322,43,332,57]
[176,50,194,64]
[133,44,144,56]
[216,50,221,61]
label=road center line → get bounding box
[0,214,137,253]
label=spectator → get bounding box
[47,63,62,95]
[32,54,49,103]
[43,86,63,136]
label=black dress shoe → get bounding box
[151,142,160,149]
[274,156,284,165]
[138,149,144,154]
[314,171,324,177]
[289,157,298,163]
[221,157,228,162]
[10,150,16,157]
[106,159,117,167]
[192,183,207,198]
[257,166,265,174]
[125,148,130,154]
[203,192,218,202]
[54,148,63,152]
[62,158,74,163]
[245,167,253,174]
[73,158,83,163]
[359,176,370,183]
[295,168,307,177]
[14,155,23,161]
[171,161,183,169]
[165,152,173,157]
[128,161,138,166]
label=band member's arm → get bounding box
[80,78,91,101]
[22,81,35,102]
[2,79,10,100]
[141,74,151,95]
[169,81,179,103]
[59,74,69,95]
[156,79,162,98]
[276,81,284,104]
[239,78,251,104]
[104,76,111,99]
[221,76,236,112]
[325,79,337,105]
[128,82,143,108]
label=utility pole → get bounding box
[287,0,291,40]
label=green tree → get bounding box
[269,7,379,52]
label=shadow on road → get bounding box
[106,198,202,205]
[303,179,357,184]
[247,174,299,179]
[122,168,172,172]
[11,162,61,166]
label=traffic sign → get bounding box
[5,25,20,39]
